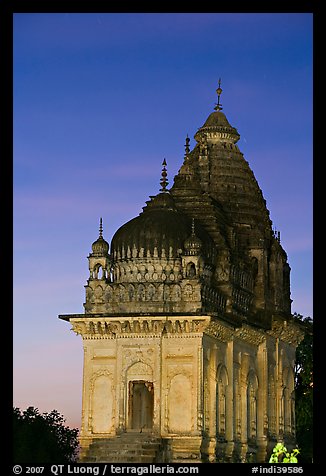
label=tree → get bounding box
[293,313,313,463]
[13,407,79,463]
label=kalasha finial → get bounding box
[185,134,190,157]
[191,217,195,234]
[99,217,103,238]
[214,78,223,111]
[160,158,168,192]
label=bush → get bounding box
[269,443,300,463]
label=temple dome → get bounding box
[111,191,193,260]
[202,110,233,128]
[194,110,240,144]
[91,236,109,256]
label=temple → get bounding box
[59,82,304,463]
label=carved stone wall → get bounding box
[72,313,302,462]
[75,315,209,448]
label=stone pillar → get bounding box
[225,340,234,460]
[200,342,217,462]
[239,353,250,461]
[116,337,125,432]
[79,344,91,460]
[276,340,284,442]
[197,340,204,434]
[256,340,268,462]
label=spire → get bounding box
[99,217,103,238]
[214,78,223,111]
[184,218,202,256]
[160,158,169,192]
[91,217,109,257]
[185,134,190,158]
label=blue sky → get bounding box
[13,13,313,428]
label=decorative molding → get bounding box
[235,324,266,346]
[267,319,305,346]
[89,368,114,392]
[205,320,234,343]
[70,315,211,340]
[205,320,268,346]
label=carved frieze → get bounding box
[235,324,266,346]
[205,320,267,346]
[267,319,305,346]
[70,315,210,339]
[205,320,234,343]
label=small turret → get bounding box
[88,218,110,280]
[184,218,203,256]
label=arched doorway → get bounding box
[128,380,154,430]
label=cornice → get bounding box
[205,320,235,343]
[70,315,211,339]
[267,318,305,346]
[234,324,266,346]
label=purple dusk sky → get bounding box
[13,13,313,428]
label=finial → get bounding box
[185,134,190,157]
[191,217,195,234]
[99,217,103,238]
[214,78,223,111]
[160,158,169,192]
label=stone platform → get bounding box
[81,432,162,463]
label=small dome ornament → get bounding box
[91,217,109,256]
[184,218,202,256]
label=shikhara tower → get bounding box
[59,83,304,463]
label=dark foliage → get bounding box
[293,314,313,463]
[13,407,79,464]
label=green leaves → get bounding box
[268,443,300,463]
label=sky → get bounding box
[13,13,313,429]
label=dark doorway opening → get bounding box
[128,380,154,430]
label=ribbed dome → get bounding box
[91,236,109,256]
[111,192,192,260]
[195,110,240,144]
[202,110,233,128]
[91,219,109,256]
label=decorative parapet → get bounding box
[70,315,211,340]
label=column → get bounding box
[256,340,268,462]
[240,353,250,461]
[225,340,234,460]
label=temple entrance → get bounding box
[128,380,154,430]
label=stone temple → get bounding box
[59,83,304,463]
